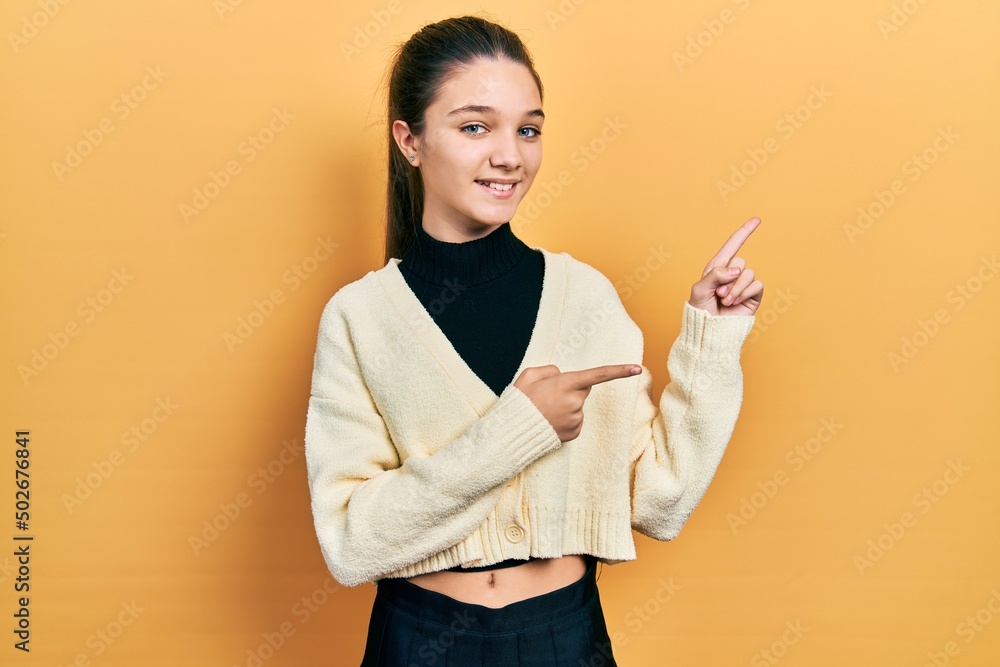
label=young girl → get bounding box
[304,14,763,666]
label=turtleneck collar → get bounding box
[400,221,528,287]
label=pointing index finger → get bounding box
[564,364,640,390]
[706,217,761,270]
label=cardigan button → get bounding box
[504,524,524,543]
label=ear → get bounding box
[392,119,419,166]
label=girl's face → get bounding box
[395,57,543,240]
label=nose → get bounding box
[489,129,524,170]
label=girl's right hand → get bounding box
[513,364,641,442]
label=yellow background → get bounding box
[2,0,998,665]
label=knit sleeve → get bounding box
[629,301,755,541]
[304,295,563,588]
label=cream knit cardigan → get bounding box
[304,247,755,587]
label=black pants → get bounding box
[360,554,618,666]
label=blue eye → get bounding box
[460,124,542,138]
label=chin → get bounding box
[477,211,517,226]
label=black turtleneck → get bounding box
[398,221,545,397]
[398,220,546,572]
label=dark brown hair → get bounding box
[381,14,544,263]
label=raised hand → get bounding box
[514,364,641,442]
[689,217,764,316]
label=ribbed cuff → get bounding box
[487,383,563,469]
[678,301,755,360]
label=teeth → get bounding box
[478,181,513,191]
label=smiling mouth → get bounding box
[475,180,515,192]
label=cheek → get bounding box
[525,145,543,172]
[437,143,477,176]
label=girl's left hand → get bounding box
[688,217,764,317]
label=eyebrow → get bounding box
[445,104,545,121]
